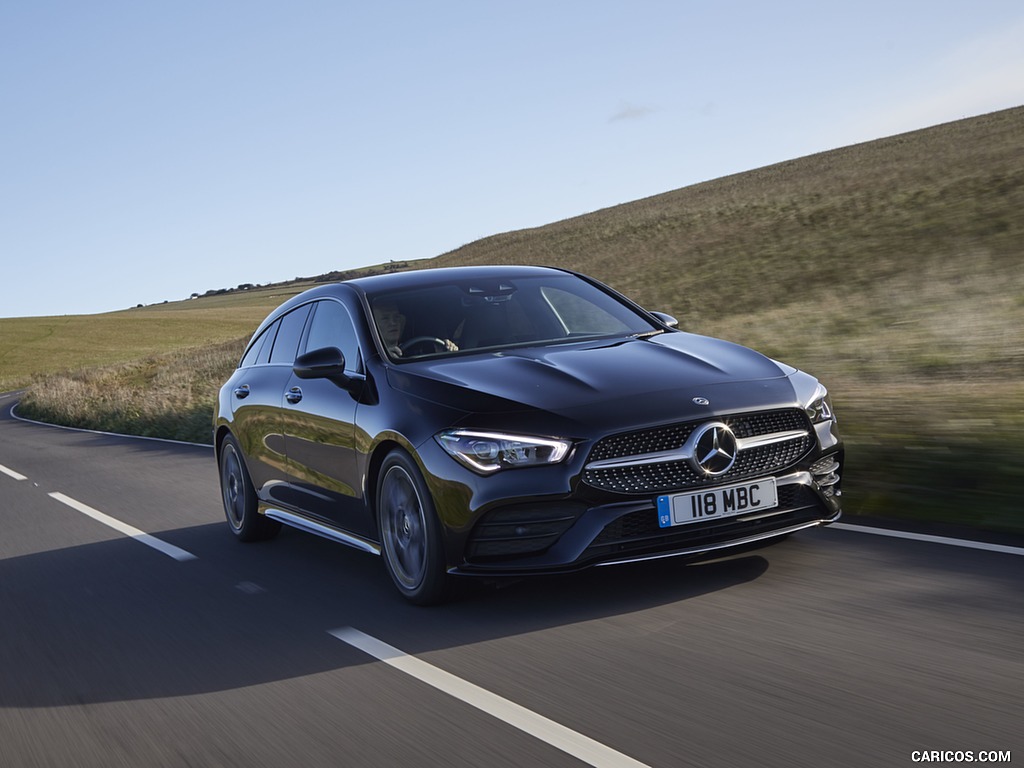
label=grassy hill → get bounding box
[4,106,1023,532]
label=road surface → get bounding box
[1,392,1020,767]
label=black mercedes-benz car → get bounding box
[215,265,842,603]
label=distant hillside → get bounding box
[187,107,1024,323]
[8,106,1024,531]
[428,106,1023,325]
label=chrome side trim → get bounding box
[262,506,381,556]
[776,470,813,487]
[584,429,809,471]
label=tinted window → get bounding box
[305,300,361,372]
[269,305,312,364]
[256,322,278,365]
[239,327,271,368]
[368,274,655,359]
[540,286,637,335]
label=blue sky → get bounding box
[3,1,1023,318]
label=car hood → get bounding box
[387,332,804,433]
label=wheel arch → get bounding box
[366,437,462,570]
[214,425,258,499]
[214,424,233,461]
[366,438,406,524]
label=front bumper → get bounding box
[450,462,842,576]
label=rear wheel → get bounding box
[377,450,449,605]
[219,434,281,542]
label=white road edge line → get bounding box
[329,627,651,768]
[48,492,198,562]
[833,523,1024,556]
[0,463,28,481]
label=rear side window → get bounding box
[269,305,312,364]
[239,326,272,368]
[305,300,361,373]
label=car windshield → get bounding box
[368,274,659,360]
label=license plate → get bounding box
[657,478,778,528]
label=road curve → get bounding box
[0,393,1021,767]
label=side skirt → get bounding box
[260,504,382,556]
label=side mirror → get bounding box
[294,347,350,386]
[650,311,679,329]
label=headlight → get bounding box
[804,383,836,424]
[435,430,572,474]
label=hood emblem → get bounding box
[692,397,710,406]
[690,422,738,476]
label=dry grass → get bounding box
[16,338,247,442]
[0,288,313,392]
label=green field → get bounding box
[4,107,1022,532]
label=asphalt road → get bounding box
[1,391,1021,768]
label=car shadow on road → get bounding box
[0,520,773,708]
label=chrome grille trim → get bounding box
[583,428,809,471]
[736,429,810,451]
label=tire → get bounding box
[377,450,449,605]
[219,434,281,542]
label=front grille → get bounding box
[583,409,814,494]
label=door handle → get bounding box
[233,385,250,399]
[285,387,303,404]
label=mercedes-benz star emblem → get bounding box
[690,422,738,476]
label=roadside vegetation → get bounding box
[4,107,1022,532]
[15,337,247,443]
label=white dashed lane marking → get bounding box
[832,523,1024,557]
[48,492,198,562]
[0,463,28,481]
[330,627,652,768]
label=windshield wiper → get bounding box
[631,329,666,339]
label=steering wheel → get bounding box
[398,336,449,355]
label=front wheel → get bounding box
[219,434,281,542]
[377,451,449,605]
